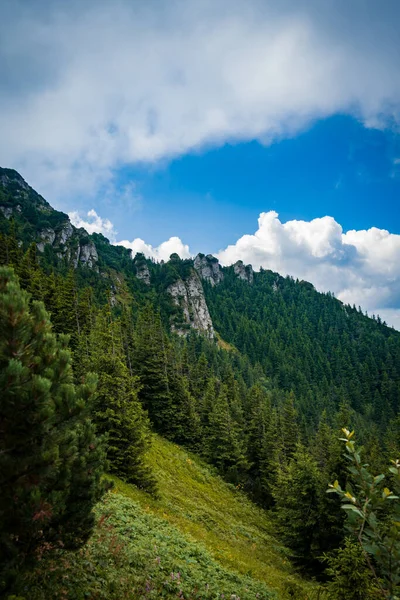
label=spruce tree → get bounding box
[206,385,247,482]
[273,443,320,569]
[0,267,107,592]
[87,308,156,492]
[133,304,173,434]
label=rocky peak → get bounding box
[167,270,214,338]
[133,253,151,285]
[0,168,30,192]
[194,253,224,286]
[233,260,254,284]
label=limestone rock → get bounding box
[79,241,99,269]
[194,253,224,286]
[168,271,214,338]
[0,206,13,219]
[57,221,74,245]
[233,260,254,284]
[133,255,151,285]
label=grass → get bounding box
[112,435,320,599]
[11,435,322,599]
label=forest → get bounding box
[1,168,400,599]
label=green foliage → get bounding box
[11,493,277,600]
[273,444,321,568]
[205,385,248,482]
[8,435,321,599]
[205,267,400,431]
[0,267,107,593]
[133,304,174,433]
[85,307,157,493]
[328,429,400,599]
[324,538,380,600]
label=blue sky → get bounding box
[103,115,400,251]
[1,0,400,326]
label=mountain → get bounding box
[2,166,398,432]
[2,167,400,597]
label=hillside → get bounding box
[2,167,400,598]
[11,436,318,600]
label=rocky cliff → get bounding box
[0,168,99,270]
[194,253,224,286]
[233,260,254,284]
[168,270,214,338]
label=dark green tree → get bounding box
[87,307,156,492]
[0,267,107,592]
[133,304,173,434]
[273,443,321,569]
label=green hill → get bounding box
[13,436,319,600]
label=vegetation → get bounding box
[0,267,107,594]
[11,436,318,599]
[2,168,400,598]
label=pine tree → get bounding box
[273,443,321,569]
[206,385,247,482]
[133,304,173,434]
[88,308,156,492]
[245,384,273,503]
[0,267,107,592]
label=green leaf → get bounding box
[341,504,364,518]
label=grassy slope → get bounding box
[112,435,319,599]
[13,436,321,600]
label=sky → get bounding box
[1,0,400,326]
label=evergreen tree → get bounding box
[88,307,156,492]
[324,538,380,600]
[206,385,247,482]
[0,267,107,592]
[273,443,321,569]
[133,304,173,434]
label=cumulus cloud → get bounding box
[116,236,191,262]
[217,211,400,328]
[1,0,400,197]
[69,209,117,241]
[67,205,400,328]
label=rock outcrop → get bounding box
[194,253,224,286]
[0,167,99,271]
[168,271,214,338]
[0,206,13,219]
[36,223,99,270]
[233,260,254,284]
[133,254,151,285]
[77,240,99,268]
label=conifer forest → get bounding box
[1,167,400,599]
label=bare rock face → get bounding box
[0,206,13,219]
[57,222,74,245]
[79,241,99,268]
[233,260,254,284]
[36,219,99,270]
[168,271,214,338]
[136,263,151,285]
[194,253,224,286]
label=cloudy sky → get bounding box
[2,0,400,326]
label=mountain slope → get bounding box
[2,166,400,434]
[12,436,318,600]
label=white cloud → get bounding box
[69,209,117,240]
[117,236,191,262]
[217,211,400,328]
[1,0,400,198]
[67,205,400,328]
